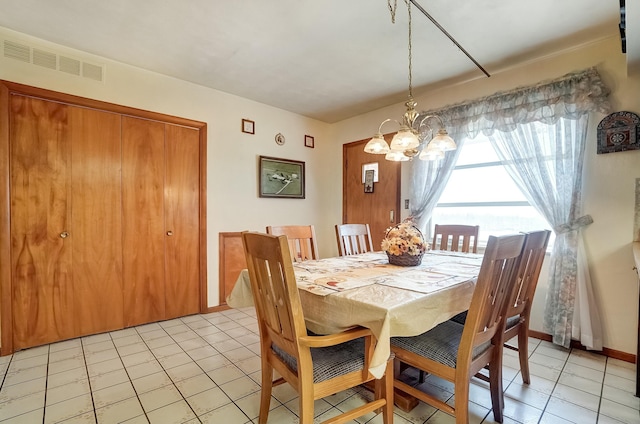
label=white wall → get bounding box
[0,27,341,307]
[332,34,640,355]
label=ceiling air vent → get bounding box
[59,55,81,76]
[33,48,57,70]
[3,40,30,62]
[2,38,105,83]
[82,62,103,81]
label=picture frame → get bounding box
[242,118,255,134]
[259,156,305,199]
[362,162,379,183]
[304,134,315,148]
[364,169,374,193]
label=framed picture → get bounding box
[304,134,315,148]
[364,169,374,193]
[242,119,255,134]
[259,156,305,199]
[362,162,379,183]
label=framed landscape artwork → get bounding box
[259,156,305,199]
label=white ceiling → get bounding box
[0,0,627,123]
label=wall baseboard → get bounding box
[529,330,636,364]
[204,305,231,314]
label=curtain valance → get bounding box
[417,67,611,138]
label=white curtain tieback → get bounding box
[553,215,593,234]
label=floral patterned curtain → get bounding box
[410,67,610,348]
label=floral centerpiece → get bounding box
[381,219,429,266]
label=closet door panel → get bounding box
[70,107,124,335]
[164,124,200,319]
[10,95,75,349]
[122,116,166,327]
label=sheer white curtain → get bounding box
[409,135,463,232]
[409,67,609,348]
[489,118,603,349]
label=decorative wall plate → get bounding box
[275,133,285,145]
[597,111,640,154]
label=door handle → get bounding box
[390,210,394,223]
[60,231,69,239]
[166,231,173,236]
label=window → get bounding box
[430,136,552,246]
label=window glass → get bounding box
[431,136,553,246]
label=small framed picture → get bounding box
[242,119,255,134]
[364,169,374,193]
[304,134,314,148]
[259,156,305,199]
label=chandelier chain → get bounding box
[388,0,413,98]
[387,0,397,23]
[407,0,412,98]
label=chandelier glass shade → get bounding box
[364,0,456,161]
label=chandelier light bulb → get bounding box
[385,150,410,161]
[389,127,420,151]
[364,134,391,154]
[430,129,457,151]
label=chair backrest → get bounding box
[335,223,374,256]
[242,232,307,358]
[266,225,319,262]
[506,230,551,319]
[459,233,525,365]
[432,224,480,253]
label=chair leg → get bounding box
[454,379,471,424]
[518,327,531,384]
[489,360,504,423]
[299,382,315,424]
[259,363,274,424]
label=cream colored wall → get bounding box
[332,34,640,355]
[0,27,341,307]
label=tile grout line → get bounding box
[79,338,99,424]
[109,329,152,423]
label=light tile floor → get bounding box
[0,307,638,424]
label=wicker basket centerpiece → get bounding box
[381,219,429,266]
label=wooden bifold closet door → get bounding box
[10,95,124,349]
[122,117,200,327]
[1,81,206,354]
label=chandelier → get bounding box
[364,0,456,161]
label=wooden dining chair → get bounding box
[335,223,374,256]
[241,231,394,424]
[502,229,551,384]
[391,233,525,424]
[432,224,480,253]
[451,230,550,383]
[266,225,319,262]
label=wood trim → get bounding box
[529,330,635,364]
[0,81,206,129]
[0,82,13,355]
[0,80,208,352]
[204,304,232,314]
[199,125,208,313]
[218,232,246,307]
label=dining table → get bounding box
[226,250,483,381]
